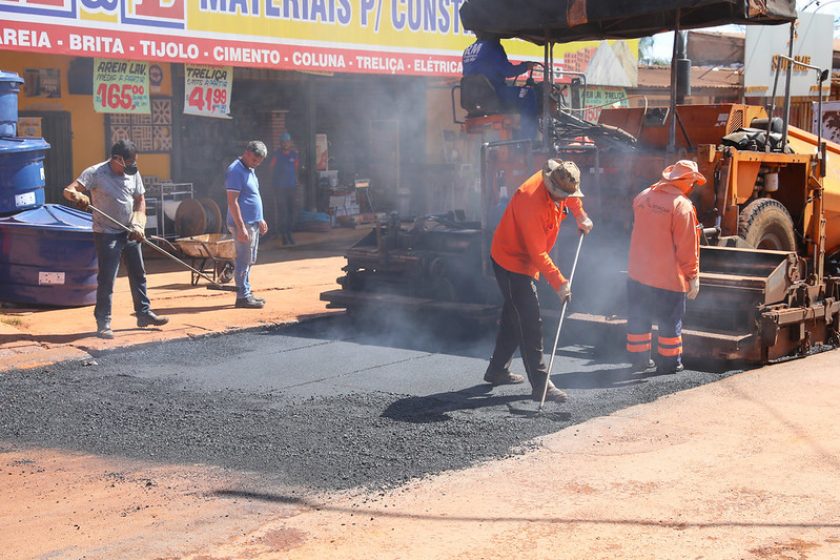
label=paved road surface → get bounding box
[1,316,735,492]
[3,317,840,559]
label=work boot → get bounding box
[96,322,114,339]
[483,370,526,386]
[235,295,264,309]
[657,363,685,375]
[631,358,656,373]
[137,311,169,328]
[531,382,568,404]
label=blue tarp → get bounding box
[0,204,92,231]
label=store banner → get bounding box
[582,87,628,122]
[744,11,832,98]
[315,134,329,171]
[812,100,840,145]
[184,64,232,119]
[0,2,636,82]
[93,58,150,114]
[17,116,41,137]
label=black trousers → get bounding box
[486,259,549,389]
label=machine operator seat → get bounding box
[460,75,506,118]
[750,117,784,133]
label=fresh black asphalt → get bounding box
[0,315,737,492]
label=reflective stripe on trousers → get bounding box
[657,335,683,357]
[625,279,687,368]
[626,332,652,353]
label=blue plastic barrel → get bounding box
[0,71,24,137]
[0,204,97,307]
[0,136,50,214]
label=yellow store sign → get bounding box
[0,0,635,81]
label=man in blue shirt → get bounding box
[226,140,268,309]
[463,32,538,140]
[269,131,299,245]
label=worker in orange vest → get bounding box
[626,160,704,374]
[484,158,594,403]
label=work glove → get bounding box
[687,277,700,300]
[577,216,594,235]
[69,191,90,211]
[128,210,146,242]
[128,224,145,242]
[556,281,572,304]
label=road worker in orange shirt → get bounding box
[483,158,594,403]
[626,160,704,375]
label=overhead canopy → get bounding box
[459,0,797,44]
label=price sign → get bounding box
[184,65,233,119]
[93,58,150,114]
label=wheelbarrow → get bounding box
[156,233,235,286]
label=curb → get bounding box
[0,345,93,373]
[0,310,342,374]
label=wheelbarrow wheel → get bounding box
[218,262,235,284]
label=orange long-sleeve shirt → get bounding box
[627,182,700,293]
[490,170,586,290]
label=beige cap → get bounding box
[661,159,707,185]
[543,159,583,199]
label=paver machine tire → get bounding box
[738,198,797,252]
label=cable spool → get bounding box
[174,198,223,237]
[200,197,223,233]
[161,200,181,236]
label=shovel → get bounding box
[88,204,229,290]
[537,231,585,411]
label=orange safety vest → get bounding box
[627,181,700,293]
[491,170,586,290]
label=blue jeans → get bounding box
[93,232,151,327]
[229,223,260,298]
[625,279,687,370]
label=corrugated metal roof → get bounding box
[637,65,742,89]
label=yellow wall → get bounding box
[0,53,172,181]
[426,81,463,165]
[425,80,490,173]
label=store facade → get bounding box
[0,2,635,220]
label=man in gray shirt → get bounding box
[63,139,168,339]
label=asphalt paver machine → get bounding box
[322,0,840,364]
